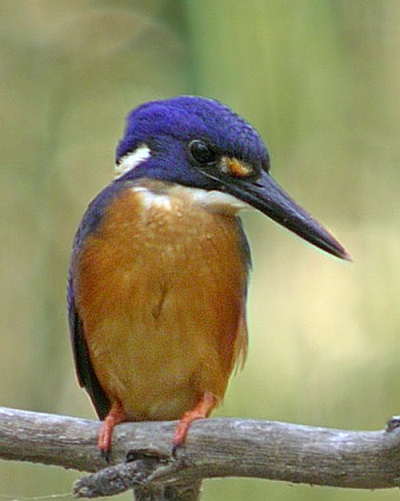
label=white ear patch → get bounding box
[114,144,151,178]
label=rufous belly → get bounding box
[75,182,248,421]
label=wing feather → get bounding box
[68,270,110,420]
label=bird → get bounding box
[68,95,349,459]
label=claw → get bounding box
[172,392,218,452]
[98,400,127,460]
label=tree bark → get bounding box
[1,407,400,499]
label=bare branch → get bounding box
[1,406,400,498]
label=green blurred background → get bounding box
[1,1,400,500]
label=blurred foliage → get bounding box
[1,1,400,501]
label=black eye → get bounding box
[188,140,218,165]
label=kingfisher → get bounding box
[68,96,349,458]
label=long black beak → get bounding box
[224,169,350,260]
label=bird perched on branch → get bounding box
[68,96,349,458]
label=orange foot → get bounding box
[172,392,218,455]
[98,400,127,461]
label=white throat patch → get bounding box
[130,184,249,214]
[187,189,249,211]
[114,144,151,178]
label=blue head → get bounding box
[115,96,268,189]
[113,96,348,259]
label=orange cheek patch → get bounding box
[226,158,253,177]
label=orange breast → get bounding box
[75,180,249,421]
